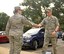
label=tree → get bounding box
[21,0,46,23]
[0,12,9,31]
[20,0,64,31]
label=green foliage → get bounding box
[21,0,64,31]
[22,0,45,24]
[0,12,9,31]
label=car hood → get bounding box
[23,28,42,37]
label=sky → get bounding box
[0,0,24,16]
[0,0,54,17]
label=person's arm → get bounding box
[54,26,59,32]
[5,19,11,35]
[22,16,45,28]
[33,18,46,28]
[51,26,59,37]
[32,24,42,28]
[54,17,60,32]
[52,17,60,36]
[22,16,34,27]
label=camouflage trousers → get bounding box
[42,37,57,54]
[9,36,22,54]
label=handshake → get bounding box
[29,21,42,28]
[33,24,42,28]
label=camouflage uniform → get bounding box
[5,13,32,54]
[40,16,59,54]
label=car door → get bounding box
[37,28,45,46]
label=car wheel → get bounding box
[32,40,38,50]
[39,41,44,48]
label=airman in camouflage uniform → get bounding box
[5,6,33,54]
[34,8,59,54]
[40,16,59,54]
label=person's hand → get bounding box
[51,31,56,37]
[33,24,41,28]
[33,24,40,28]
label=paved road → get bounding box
[0,39,64,54]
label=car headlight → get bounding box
[23,36,31,42]
[26,40,30,42]
[24,36,31,38]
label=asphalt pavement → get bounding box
[0,39,64,54]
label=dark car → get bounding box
[57,31,62,38]
[22,28,45,50]
[62,32,64,41]
[0,31,9,43]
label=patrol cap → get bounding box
[46,7,52,12]
[14,6,23,11]
[13,6,23,14]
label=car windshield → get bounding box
[24,28,42,35]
